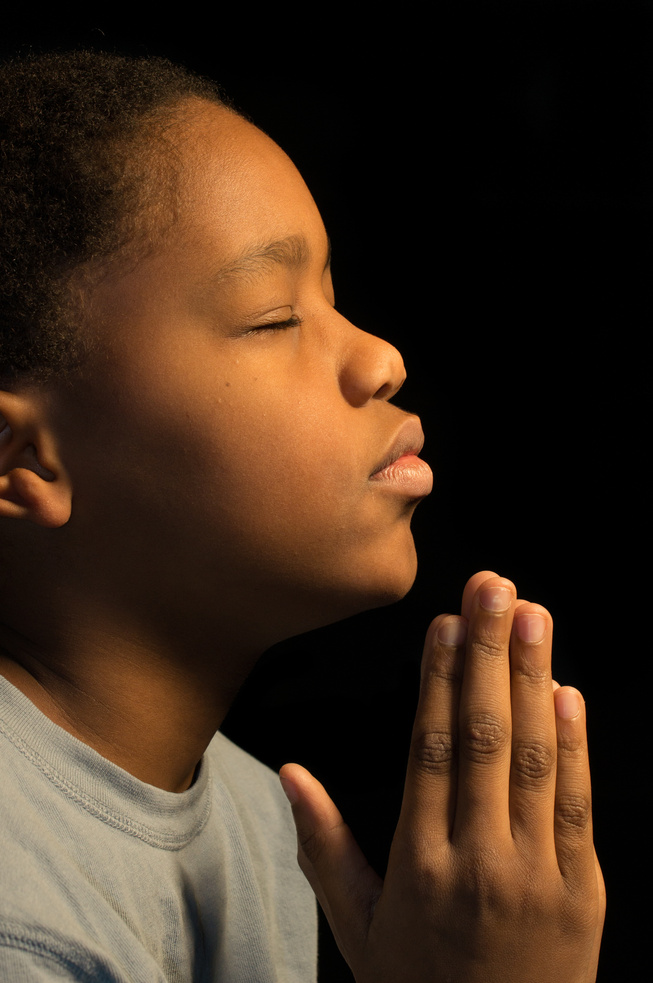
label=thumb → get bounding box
[279,762,383,971]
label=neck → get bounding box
[0,611,264,793]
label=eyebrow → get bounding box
[210,233,332,284]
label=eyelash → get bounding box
[249,314,302,334]
[248,314,302,334]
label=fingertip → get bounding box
[461,569,500,618]
[468,569,500,584]
[279,762,314,799]
[435,616,468,647]
[423,612,465,653]
[279,772,300,806]
[423,613,449,646]
[279,761,301,781]
[554,686,584,720]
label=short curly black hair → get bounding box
[0,50,230,384]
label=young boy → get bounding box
[0,51,605,981]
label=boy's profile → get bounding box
[0,51,605,981]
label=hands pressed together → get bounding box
[280,572,606,983]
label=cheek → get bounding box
[61,359,419,618]
[190,391,359,529]
[68,343,371,561]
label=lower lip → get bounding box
[370,454,433,497]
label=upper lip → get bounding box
[370,417,426,477]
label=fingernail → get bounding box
[555,688,582,720]
[437,618,467,646]
[479,586,512,612]
[515,613,546,643]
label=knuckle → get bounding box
[422,659,462,688]
[412,729,455,774]
[556,793,592,833]
[461,712,510,762]
[511,740,556,787]
[472,631,506,662]
[296,821,344,867]
[454,846,515,913]
[513,662,550,684]
[557,731,586,755]
[296,826,328,866]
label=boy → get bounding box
[0,51,605,981]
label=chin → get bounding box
[351,556,418,612]
[341,531,419,612]
[280,543,419,640]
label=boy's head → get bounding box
[0,51,229,384]
[0,52,431,654]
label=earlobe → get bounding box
[0,393,72,528]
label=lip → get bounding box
[370,417,433,497]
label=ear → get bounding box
[0,390,72,528]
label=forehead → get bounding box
[78,101,329,347]
[173,101,326,274]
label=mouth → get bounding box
[369,417,433,498]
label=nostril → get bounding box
[374,375,405,402]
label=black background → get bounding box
[4,4,649,979]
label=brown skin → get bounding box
[281,572,606,981]
[0,102,419,792]
[0,101,604,978]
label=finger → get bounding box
[551,688,596,882]
[589,849,607,981]
[461,570,499,620]
[508,603,558,841]
[398,613,466,848]
[279,763,382,970]
[454,575,516,842]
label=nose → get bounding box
[338,321,407,407]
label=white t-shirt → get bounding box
[0,674,317,982]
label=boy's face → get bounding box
[52,102,432,646]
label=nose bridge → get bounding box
[337,316,406,406]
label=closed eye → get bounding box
[248,314,302,334]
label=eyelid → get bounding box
[247,314,302,334]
